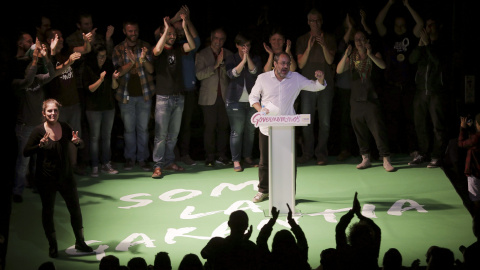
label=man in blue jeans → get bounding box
[151,15,196,178]
[112,19,155,171]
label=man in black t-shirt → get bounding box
[375,0,424,156]
[150,15,196,178]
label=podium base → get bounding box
[263,208,302,217]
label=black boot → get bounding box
[74,228,93,252]
[75,241,93,252]
[47,233,58,258]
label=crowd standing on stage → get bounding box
[7,0,479,268]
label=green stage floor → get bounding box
[6,154,476,269]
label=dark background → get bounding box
[3,0,478,102]
[1,1,479,268]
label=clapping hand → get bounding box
[106,25,115,40]
[215,48,224,68]
[112,70,120,80]
[263,42,273,55]
[68,52,81,65]
[271,206,280,221]
[316,33,326,47]
[243,225,253,240]
[100,71,107,82]
[285,39,292,54]
[287,203,296,226]
[419,28,430,46]
[345,44,352,57]
[126,48,136,63]
[83,32,93,44]
[352,192,361,216]
[50,34,59,54]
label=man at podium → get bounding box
[249,52,326,203]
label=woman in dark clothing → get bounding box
[336,29,395,172]
[23,99,93,258]
[225,32,262,172]
[83,44,119,177]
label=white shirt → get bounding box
[249,70,326,135]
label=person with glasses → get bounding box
[296,8,337,166]
[83,44,120,177]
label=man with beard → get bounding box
[248,52,326,203]
[112,19,155,171]
[150,15,196,178]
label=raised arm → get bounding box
[318,33,335,65]
[262,42,274,72]
[105,25,115,56]
[54,52,81,77]
[181,13,196,53]
[297,35,314,69]
[286,204,309,256]
[343,14,354,44]
[72,32,92,54]
[256,206,280,251]
[227,49,247,79]
[153,17,170,56]
[366,43,386,69]
[375,0,394,37]
[336,45,351,74]
[360,9,373,35]
[285,40,297,71]
[404,0,424,37]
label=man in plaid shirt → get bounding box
[112,20,155,172]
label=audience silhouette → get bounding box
[178,253,204,270]
[257,204,311,270]
[335,192,381,270]
[201,210,258,270]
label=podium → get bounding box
[251,113,311,215]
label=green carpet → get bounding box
[6,154,475,269]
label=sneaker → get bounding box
[216,156,233,165]
[138,161,151,171]
[181,155,196,165]
[252,192,269,203]
[101,162,119,174]
[91,166,99,178]
[408,154,426,166]
[124,159,134,170]
[427,159,441,168]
